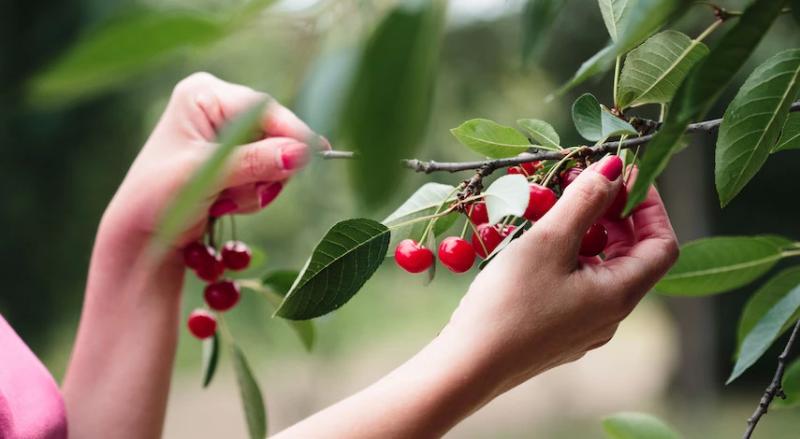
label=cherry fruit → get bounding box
[561,167,583,188]
[194,253,225,283]
[438,237,476,273]
[468,202,489,225]
[472,224,503,258]
[187,309,217,339]
[221,241,252,271]
[183,242,216,270]
[579,223,608,257]
[604,188,628,221]
[524,184,558,221]
[204,280,241,311]
[507,166,524,175]
[395,239,434,273]
[520,161,541,175]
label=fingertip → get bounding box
[277,142,310,171]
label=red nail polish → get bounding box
[280,143,309,170]
[257,182,283,208]
[209,199,237,218]
[597,156,622,181]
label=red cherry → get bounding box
[560,167,583,188]
[221,241,252,271]
[471,224,503,258]
[194,252,225,283]
[183,242,215,270]
[468,202,489,225]
[520,161,541,175]
[394,239,434,274]
[438,237,476,273]
[187,309,217,339]
[523,184,558,221]
[507,166,524,175]
[580,223,608,257]
[604,188,629,221]
[204,280,241,311]
[500,224,517,237]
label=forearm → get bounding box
[63,212,184,438]
[274,328,501,438]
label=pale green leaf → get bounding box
[261,270,315,351]
[737,266,800,354]
[716,49,800,207]
[572,93,637,142]
[602,412,680,439]
[517,119,562,150]
[773,112,800,152]
[599,0,630,42]
[201,332,219,388]
[451,119,531,158]
[383,183,458,251]
[484,175,530,225]
[775,358,800,408]
[232,345,267,439]
[617,30,709,108]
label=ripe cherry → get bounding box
[471,224,503,258]
[394,239,434,273]
[204,280,241,311]
[524,184,558,221]
[468,202,489,225]
[520,161,541,175]
[561,167,583,188]
[187,309,217,339]
[183,242,216,270]
[438,237,476,273]
[221,241,252,271]
[500,224,517,237]
[580,223,608,257]
[194,252,225,283]
[507,166,524,175]
[604,188,628,221]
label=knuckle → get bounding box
[172,72,217,97]
[241,146,269,180]
[663,238,680,267]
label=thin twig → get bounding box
[742,319,800,439]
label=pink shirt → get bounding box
[0,315,67,439]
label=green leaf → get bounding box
[572,93,637,142]
[728,284,800,383]
[599,0,630,42]
[774,112,800,152]
[655,236,786,296]
[451,119,531,158]
[793,0,800,26]
[201,332,219,388]
[521,0,567,64]
[483,175,530,225]
[602,412,680,439]
[716,49,800,207]
[29,10,226,104]
[261,270,315,351]
[617,31,709,108]
[424,227,437,285]
[775,358,800,409]
[517,119,562,150]
[383,183,458,251]
[231,345,267,439]
[625,0,787,216]
[276,219,390,320]
[343,0,445,208]
[153,100,266,252]
[737,266,800,354]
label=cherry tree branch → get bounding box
[742,319,800,439]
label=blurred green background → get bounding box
[3,0,800,437]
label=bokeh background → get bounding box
[3,0,800,437]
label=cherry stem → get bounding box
[467,220,489,257]
[208,217,218,249]
[542,147,582,188]
[230,215,238,242]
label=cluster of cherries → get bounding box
[183,238,253,339]
[395,160,628,274]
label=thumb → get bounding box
[223,137,309,188]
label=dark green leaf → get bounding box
[793,0,800,26]
[737,266,800,354]
[276,219,390,320]
[625,0,787,215]
[383,183,458,251]
[602,412,680,439]
[517,119,562,150]
[775,358,800,409]
[451,119,531,158]
[261,270,315,351]
[773,112,800,152]
[521,0,566,64]
[572,93,637,142]
[617,30,709,108]
[231,345,267,439]
[716,49,800,206]
[154,100,266,252]
[483,175,530,224]
[343,0,445,208]
[655,236,786,296]
[729,284,800,383]
[201,332,219,388]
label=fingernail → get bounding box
[257,182,283,208]
[209,199,238,218]
[597,156,623,181]
[278,142,309,170]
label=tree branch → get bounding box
[742,319,800,439]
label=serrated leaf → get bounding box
[716,49,800,207]
[617,30,709,108]
[599,0,630,42]
[451,119,531,158]
[261,270,315,351]
[483,175,530,225]
[602,412,680,439]
[517,119,562,150]
[775,358,800,409]
[737,266,800,355]
[521,0,566,65]
[774,112,800,152]
[344,0,445,208]
[625,0,786,216]
[201,332,219,388]
[276,219,390,320]
[655,236,785,296]
[383,183,458,252]
[729,284,800,383]
[572,93,637,142]
[231,345,267,439]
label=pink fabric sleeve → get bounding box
[0,314,67,439]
